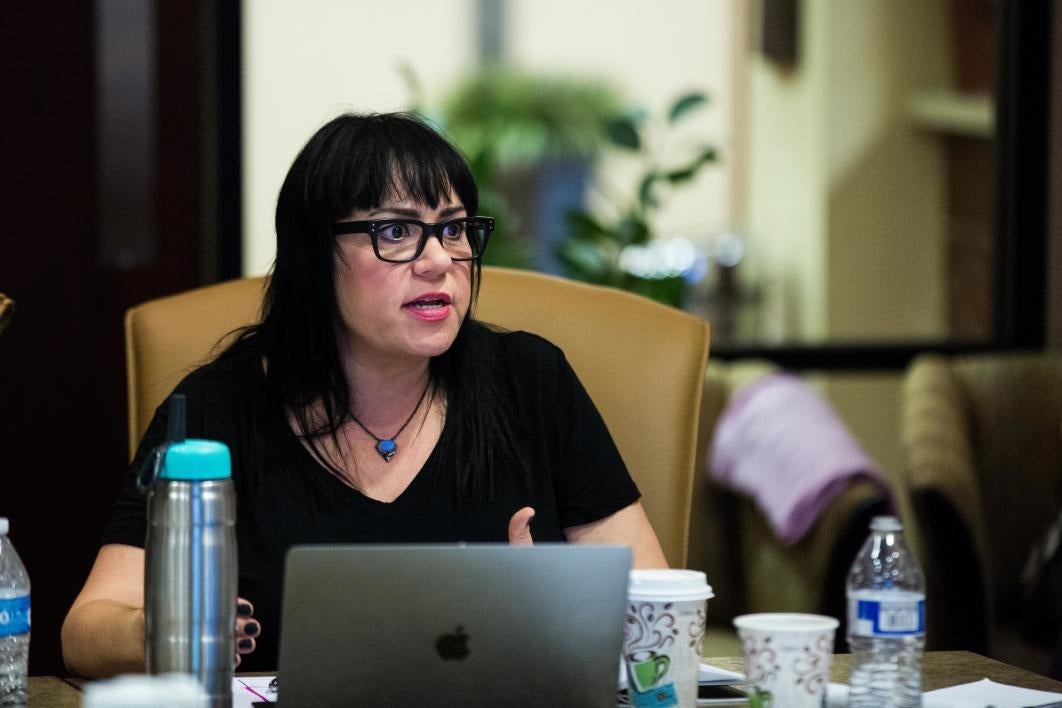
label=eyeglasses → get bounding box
[331,216,494,263]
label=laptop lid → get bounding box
[276,544,631,708]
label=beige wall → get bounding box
[824,0,949,341]
[745,0,952,342]
[746,0,828,339]
[242,0,479,275]
[242,0,733,275]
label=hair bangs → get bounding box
[325,114,478,220]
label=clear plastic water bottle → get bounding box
[846,515,925,708]
[0,518,30,707]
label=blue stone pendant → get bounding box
[375,439,397,462]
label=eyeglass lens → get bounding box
[376,219,488,262]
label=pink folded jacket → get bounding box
[709,372,890,545]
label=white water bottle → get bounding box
[0,518,30,707]
[846,515,925,708]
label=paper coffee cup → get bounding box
[733,613,839,708]
[623,570,714,708]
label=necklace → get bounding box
[349,380,432,462]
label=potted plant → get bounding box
[556,92,718,307]
[410,66,625,270]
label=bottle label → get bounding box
[848,594,924,636]
[0,595,30,636]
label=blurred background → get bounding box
[1,0,1060,678]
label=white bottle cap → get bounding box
[82,674,207,708]
[870,515,902,532]
[0,518,8,535]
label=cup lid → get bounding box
[160,439,232,480]
[732,612,840,633]
[628,569,714,601]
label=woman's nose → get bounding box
[414,233,453,270]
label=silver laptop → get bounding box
[276,544,632,707]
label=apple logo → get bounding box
[435,625,471,660]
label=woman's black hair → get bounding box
[241,111,524,500]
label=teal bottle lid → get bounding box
[160,439,232,480]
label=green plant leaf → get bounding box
[564,209,612,240]
[637,173,660,210]
[696,145,719,163]
[622,273,686,307]
[616,214,651,245]
[668,92,709,123]
[665,165,699,184]
[664,146,718,184]
[440,67,624,167]
[604,117,641,150]
[556,238,613,283]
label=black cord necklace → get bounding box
[349,380,432,462]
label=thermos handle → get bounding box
[136,445,168,494]
[136,394,188,493]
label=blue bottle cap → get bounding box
[160,439,232,480]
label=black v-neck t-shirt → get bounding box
[102,324,640,670]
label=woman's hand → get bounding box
[235,597,260,668]
[507,506,535,545]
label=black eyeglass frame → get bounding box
[331,216,495,263]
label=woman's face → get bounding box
[333,191,473,369]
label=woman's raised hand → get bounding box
[507,506,535,546]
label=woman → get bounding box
[62,112,667,677]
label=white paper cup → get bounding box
[733,613,839,708]
[623,569,714,708]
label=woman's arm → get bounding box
[508,502,668,568]
[61,544,146,678]
[564,501,669,569]
[62,544,262,678]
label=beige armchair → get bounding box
[125,267,711,568]
[688,361,890,655]
[900,352,1062,673]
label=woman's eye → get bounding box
[442,222,464,239]
[379,223,411,241]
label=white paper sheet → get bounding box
[232,676,277,706]
[921,678,1062,708]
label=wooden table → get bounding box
[33,651,1062,706]
[706,650,1062,694]
[27,676,82,707]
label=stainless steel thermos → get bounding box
[142,395,237,708]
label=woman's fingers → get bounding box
[236,617,260,639]
[235,597,259,662]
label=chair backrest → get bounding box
[125,267,711,566]
[901,352,1062,651]
[124,275,267,454]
